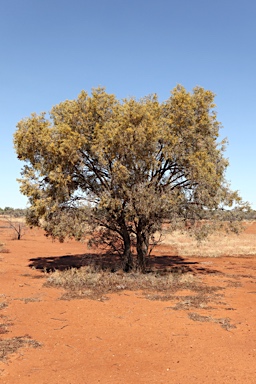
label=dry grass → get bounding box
[46,266,198,300]
[0,247,10,254]
[0,242,10,254]
[188,312,236,330]
[0,297,41,363]
[170,293,221,310]
[0,316,13,335]
[0,302,8,311]
[0,336,41,362]
[0,302,11,336]
[14,297,41,304]
[161,229,256,257]
[0,216,26,224]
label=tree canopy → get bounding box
[14,86,245,271]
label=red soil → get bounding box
[244,221,256,234]
[0,224,256,383]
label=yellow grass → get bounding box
[0,215,26,224]
[161,229,256,257]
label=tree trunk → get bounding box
[122,238,133,272]
[119,218,133,272]
[136,221,149,273]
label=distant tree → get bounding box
[3,207,14,215]
[1,216,25,240]
[0,207,27,240]
[14,86,247,271]
[7,218,26,240]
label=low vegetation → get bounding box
[0,336,41,362]
[46,266,197,300]
[0,296,41,363]
[0,207,27,217]
[188,312,236,330]
[42,222,256,302]
[162,227,256,257]
[0,242,9,253]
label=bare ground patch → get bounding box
[0,298,41,364]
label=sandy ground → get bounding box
[0,223,256,383]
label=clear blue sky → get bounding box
[1,0,255,209]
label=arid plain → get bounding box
[0,221,256,383]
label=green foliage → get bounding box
[14,86,247,271]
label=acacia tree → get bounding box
[14,86,244,271]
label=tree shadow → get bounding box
[29,253,118,272]
[147,255,221,275]
[28,253,221,275]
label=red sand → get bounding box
[0,224,255,383]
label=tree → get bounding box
[14,86,246,271]
[0,207,27,240]
[6,217,26,240]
